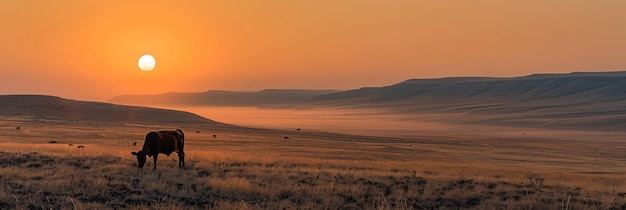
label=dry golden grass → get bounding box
[2,149,626,209]
[1,116,626,209]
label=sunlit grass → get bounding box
[1,145,626,209]
[2,117,626,209]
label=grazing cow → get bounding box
[131,129,185,169]
[132,141,138,146]
[212,134,217,138]
[284,136,289,140]
[77,145,85,149]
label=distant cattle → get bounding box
[296,128,301,131]
[77,145,85,149]
[212,134,217,138]
[48,141,57,144]
[132,141,138,146]
[68,144,74,146]
[131,129,185,169]
[15,126,20,130]
[284,136,289,140]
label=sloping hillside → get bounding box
[310,71,626,106]
[308,71,626,131]
[0,95,218,125]
[109,89,340,107]
[104,71,626,131]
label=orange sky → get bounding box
[1,1,625,101]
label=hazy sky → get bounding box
[1,1,625,100]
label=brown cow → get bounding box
[131,129,185,169]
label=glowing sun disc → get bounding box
[138,54,156,71]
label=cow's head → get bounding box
[131,151,147,168]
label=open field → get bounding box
[2,114,626,209]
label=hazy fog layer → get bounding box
[164,106,625,142]
[109,72,626,133]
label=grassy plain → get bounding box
[1,115,626,209]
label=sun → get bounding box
[138,54,156,71]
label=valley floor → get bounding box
[1,115,626,209]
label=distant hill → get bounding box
[309,71,626,108]
[308,71,626,130]
[0,95,219,125]
[108,89,340,107]
[106,71,626,130]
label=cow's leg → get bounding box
[178,151,185,168]
[152,153,159,170]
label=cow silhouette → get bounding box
[131,129,185,169]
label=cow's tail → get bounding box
[175,129,185,167]
[176,129,184,152]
